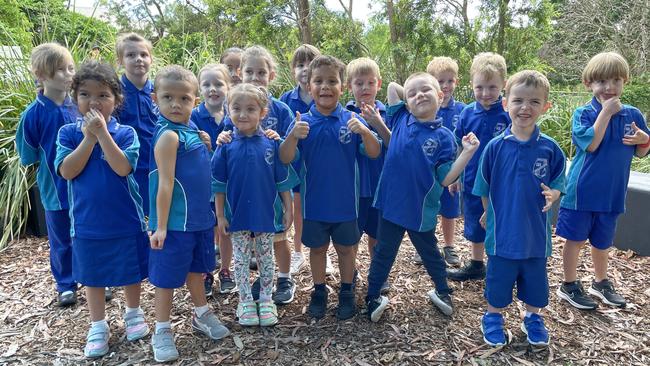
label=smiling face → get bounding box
[308,65,342,115]
[199,68,228,110]
[40,55,75,94]
[152,78,198,124]
[503,83,551,135]
[586,77,624,104]
[76,79,117,122]
[242,57,275,88]
[472,72,504,109]
[404,75,443,122]
[349,73,381,106]
[228,93,267,136]
[118,40,152,79]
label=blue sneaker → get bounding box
[83,324,110,358]
[481,312,507,346]
[521,313,549,346]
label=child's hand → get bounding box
[264,129,281,140]
[216,131,233,145]
[81,119,97,143]
[360,103,383,130]
[199,131,211,150]
[84,109,108,137]
[291,112,310,139]
[601,97,622,116]
[448,181,461,196]
[541,183,560,212]
[217,217,229,236]
[150,229,166,250]
[461,132,480,152]
[479,211,487,229]
[348,112,370,135]
[622,122,650,146]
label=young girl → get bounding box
[55,61,149,358]
[220,47,243,86]
[213,83,297,326]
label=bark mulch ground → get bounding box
[1,221,649,365]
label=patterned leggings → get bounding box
[231,231,275,302]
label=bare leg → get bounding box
[86,287,106,322]
[591,246,609,282]
[562,239,586,282]
[187,272,208,307]
[154,288,174,322]
[219,233,233,271]
[471,241,485,261]
[310,244,328,285]
[293,195,303,253]
[123,283,142,308]
[334,243,357,283]
[441,217,456,247]
[274,239,290,274]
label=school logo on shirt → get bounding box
[264,148,274,165]
[422,138,438,157]
[624,123,634,136]
[339,127,352,144]
[533,158,548,179]
[493,122,507,136]
[264,117,278,131]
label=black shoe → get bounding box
[104,287,113,302]
[447,260,485,281]
[589,279,626,308]
[427,289,453,316]
[249,257,258,270]
[273,277,296,304]
[380,280,390,295]
[204,273,214,297]
[251,277,261,302]
[57,291,77,307]
[443,246,460,266]
[308,290,328,319]
[556,281,597,310]
[366,296,389,322]
[218,269,236,294]
[336,289,356,320]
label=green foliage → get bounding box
[621,73,650,117]
[0,0,33,51]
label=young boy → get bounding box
[556,52,650,310]
[365,73,480,322]
[16,43,79,306]
[280,55,381,320]
[115,33,157,216]
[148,65,229,362]
[449,52,510,281]
[474,70,565,347]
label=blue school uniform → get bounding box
[191,102,226,152]
[438,98,466,219]
[16,92,78,292]
[212,128,299,233]
[54,117,148,287]
[280,85,314,115]
[224,96,294,137]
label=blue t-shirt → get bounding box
[16,92,78,210]
[473,126,566,259]
[280,85,314,115]
[374,102,456,232]
[285,103,375,222]
[438,97,466,132]
[454,98,510,196]
[561,97,649,213]
[224,96,294,137]
[191,102,226,152]
[54,117,146,239]
[345,100,387,198]
[212,128,299,232]
[148,116,215,232]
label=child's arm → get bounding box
[348,113,381,158]
[441,133,480,186]
[280,190,293,231]
[586,97,621,152]
[58,121,97,180]
[15,113,40,166]
[199,130,212,152]
[215,193,229,236]
[86,110,133,177]
[361,103,391,146]
[150,131,179,250]
[479,196,488,229]
[387,82,404,105]
[540,183,561,212]
[280,112,308,164]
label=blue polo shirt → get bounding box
[54,117,146,239]
[224,96,294,137]
[285,103,375,222]
[280,85,314,114]
[473,126,566,259]
[212,128,299,232]
[148,116,215,232]
[438,97,466,132]
[454,98,510,195]
[561,97,649,213]
[16,92,78,210]
[374,102,457,232]
[191,102,226,151]
[345,100,387,198]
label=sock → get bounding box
[155,321,171,332]
[278,272,290,279]
[91,319,109,329]
[564,280,576,286]
[125,306,141,316]
[340,282,352,292]
[314,283,326,293]
[194,304,210,318]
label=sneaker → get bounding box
[258,301,278,326]
[447,260,485,281]
[237,301,259,326]
[57,290,77,307]
[556,281,598,310]
[443,246,460,266]
[290,251,306,274]
[380,280,390,295]
[325,254,334,275]
[84,324,110,358]
[308,289,328,319]
[251,277,261,302]
[273,277,296,304]
[249,257,258,270]
[366,296,389,322]
[204,272,214,297]
[481,312,507,346]
[413,251,423,265]
[588,279,626,307]
[104,287,113,301]
[427,289,453,316]
[151,328,179,362]
[124,309,149,341]
[336,289,356,320]
[218,269,237,294]
[521,313,549,346]
[192,311,230,340]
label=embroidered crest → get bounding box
[624,123,633,136]
[493,122,507,136]
[422,138,438,156]
[533,158,548,179]
[264,148,274,165]
[339,126,352,144]
[264,117,278,131]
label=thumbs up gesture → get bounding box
[347,112,370,135]
[622,122,650,146]
[290,112,310,139]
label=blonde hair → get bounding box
[228,83,269,111]
[427,56,459,78]
[242,45,276,72]
[220,47,243,63]
[470,52,507,82]
[505,70,550,101]
[153,65,198,95]
[404,72,442,93]
[291,44,321,69]
[115,33,153,60]
[30,42,73,79]
[346,57,381,82]
[582,52,630,84]
[198,63,231,86]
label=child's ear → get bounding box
[269,70,276,83]
[377,78,383,89]
[260,106,269,119]
[502,97,508,111]
[151,92,158,103]
[542,101,552,113]
[194,96,201,107]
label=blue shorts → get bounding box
[439,187,461,219]
[484,255,548,308]
[302,219,360,248]
[149,228,216,288]
[358,197,379,239]
[133,169,149,217]
[463,193,486,243]
[556,208,620,249]
[72,232,149,287]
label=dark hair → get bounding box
[154,65,199,95]
[307,55,346,84]
[291,44,321,69]
[71,61,123,106]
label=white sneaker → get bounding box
[290,252,306,274]
[326,254,334,275]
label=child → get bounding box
[148,65,229,362]
[448,52,510,281]
[16,43,79,306]
[280,55,381,320]
[212,83,298,326]
[220,47,244,86]
[115,33,157,216]
[280,44,322,275]
[55,61,150,358]
[473,70,565,346]
[556,52,650,310]
[344,57,391,293]
[365,73,479,322]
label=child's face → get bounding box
[40,56,75,94]
[199,69,228,110]
[293,58,312,87]
[585,77,624,104]
[76,79,116,122]
[472,73,504,108]
[404,76,443,122]
[152,79,198,124]
[434,71,458,102]
[308,66,342,114]
[242,57,275,88]
[503,83,551,132]
[119,41,152,79]
[228,94,267,135]
[222,53,242,85]
[349,73,382,106]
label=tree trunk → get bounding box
[297,0,312,44]
[387,0,407,84]
[496,0,510,55]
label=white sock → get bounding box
[194,304,210,318]
[91,319,108,329]
[278,272,290,279]
[155,321,171,332]
[125,306,141,316]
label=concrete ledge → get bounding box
[614,171,650,255]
